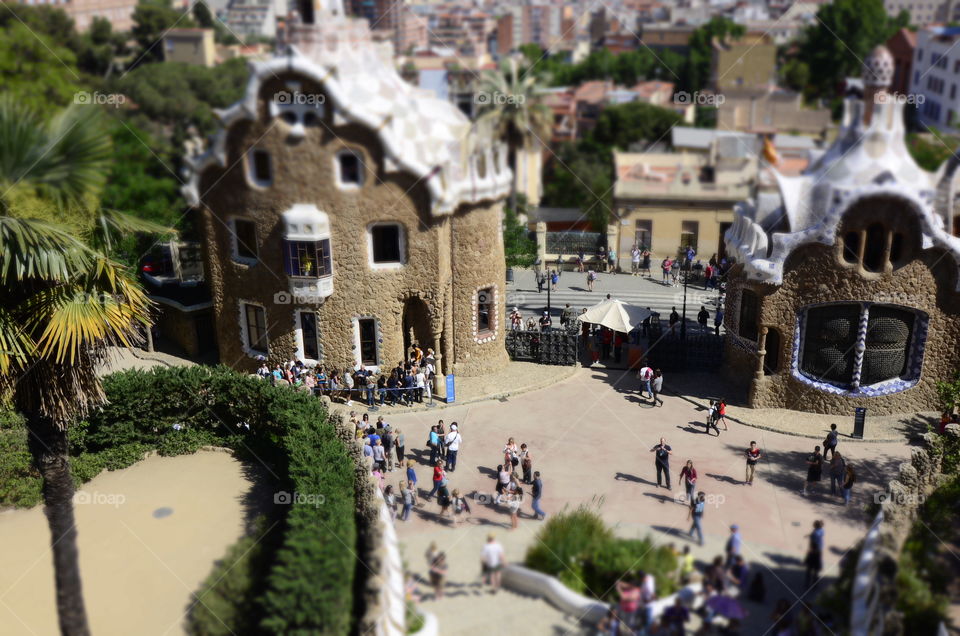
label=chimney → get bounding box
[863,45,894,126]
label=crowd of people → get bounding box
[254,343,436,407]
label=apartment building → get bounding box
[15,0,137,31]
[910,26,960,132]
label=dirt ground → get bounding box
[0,452,253,636]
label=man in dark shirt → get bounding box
[650,437,672,489]
[531,471,545,520]
[539,311,552,332]
[669,307,680,335]
[697,306,709,333]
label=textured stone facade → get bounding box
[196,71,508,376]
[724,199,960,416]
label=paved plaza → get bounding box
[389,368,914,633]
[508,266,724,335]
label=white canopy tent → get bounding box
[576,298,652,333]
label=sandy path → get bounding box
[0,452,252,636]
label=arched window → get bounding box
[763,328,781,375]
[738,290,759,341]
[842,231,860,264]
[863,223,887,273]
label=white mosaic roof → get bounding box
[726,48,960,289]
[182,15,511,215]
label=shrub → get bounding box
[187,516,279,636]
[258,406,357,635]
[70,453,106,486]
[526,504,613,594]
[525,504,676,601]
[582,538,678,600]
[4,366,360,633]
[89,366,357,634]
[0,423,42,508]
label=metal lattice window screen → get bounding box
[800,303,917,388]
[800,304,860,386]
[545,231,603,255]
[861,306,914,386]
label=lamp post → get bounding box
[680,265,688,341]
[547,275,552,316]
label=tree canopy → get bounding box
[795,0,908,99]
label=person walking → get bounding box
[829,452,846,496]
[716,399,729,431]
[429,551,448,600]
[688,491,706,546]
[519,443,533,483]
[531,471,546,520]
[508,485,523,530]
[444,423,461,472]
[669,307,680,335]
[428,424,441,467]
[841,463,856,505]
[651,369,664,407]
[637,365,654,398]
[802,445,823,496]
[705,401,721,436]
[406,461,419,505]
[451,489,470,525]
[804,520,825,589]
[550,269,559,291]
[679,460,698,502]
[481,534,506,593]
[400,480,415,521]
[494,464,511,505]
[714,307,724,336]
[697,306,709,334]
[394,427,405,466]
[426,461,445,500]
[725,524,743,569]
[745,441,762,485]
[651,437,673,489]
[823,423,839,460]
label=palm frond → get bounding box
[0,306,36,376]
[0,97,112,211]
[0,216,92,283]
[24,274,149,366]
[92,208,178,253]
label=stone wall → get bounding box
[450,201,509,376]
[724,239,960,416]
[849,426,959,635]
[153,305,202,358]
[198,72,508,376]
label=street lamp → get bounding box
[680,264,688,341]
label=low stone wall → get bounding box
[849,424,959,635]
[502,563,704,627]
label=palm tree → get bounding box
[0,98,154,636]
[476,56,553,208]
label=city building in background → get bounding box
[724,47,960,416]
[910,25,960,132]
[711,31,776,93]
[611,134,760,267]
[15,0,138,31]
[163,28,217,66]
[884,0,960,26]
[180,0,513,380]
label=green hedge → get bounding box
[4,365,359,634]
[525,504,678,600]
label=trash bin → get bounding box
[852,407,866,439]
